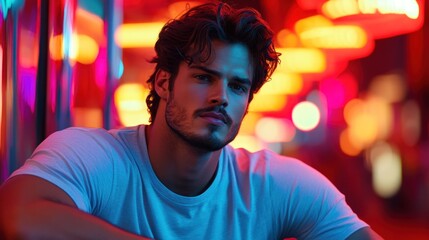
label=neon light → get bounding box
[259,72,303,95]
[323,0,420,19]
[114,83,150,126]
[115,22,165,48]
[277,48,326,73]
[299,25,368,49]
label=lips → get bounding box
[199,111,228,125]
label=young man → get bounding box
[0,2,382,239]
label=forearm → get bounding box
[1,199,150,240]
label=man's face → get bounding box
[165,41,253,151]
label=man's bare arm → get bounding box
[0,175,150,240]
[347,226,384,240]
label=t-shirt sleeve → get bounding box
[9,128,116,213]
[269,154,368,239]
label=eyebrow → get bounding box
[189,65,252,86]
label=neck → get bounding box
[145,123,221,196]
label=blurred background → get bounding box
[1,0,428,238]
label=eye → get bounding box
[229,82,248,95]
[195,74,212,82]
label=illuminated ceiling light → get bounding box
[369,142,402,198]
[114,83,150,126]
[292,101,321,131]
[249,94,287,112]
[357,0,378,14]
[370,0,419,19]
[299,25,368,49]
[277,48,326,73]
[295,15,333,35]
[115,22,165,48]
[321,0,423,39]
[323,0,420,19]
[322,0,360,19]
[259,72,303,95]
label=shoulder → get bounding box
[40,126,138,153]
[224,145,343,203]
[224,145,320,179]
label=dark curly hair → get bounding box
[146,2,280,122]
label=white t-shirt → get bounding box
[11,125,367,239]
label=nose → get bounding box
[209,81,228,107]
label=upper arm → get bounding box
[0,174,77,209]
[347,226,384,240]
[0,175,77,236]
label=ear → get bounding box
[154,69,171,100]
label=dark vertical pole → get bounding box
[35,0,49,145]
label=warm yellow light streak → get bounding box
[115,22,165,48]
[249,94,287,112]
[295,15,333,35]
[299,25,368,49]
[277,48,326,73]
[322,0,360,19]
[259,72,303,95]
[323,0,420,19]
[276,29,299,48]
[49,33,99,64]
[114,83,150,126]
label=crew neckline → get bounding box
[135,125,224,206]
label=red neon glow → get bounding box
[321,0,425,39]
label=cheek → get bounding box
[231,99,249,119]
